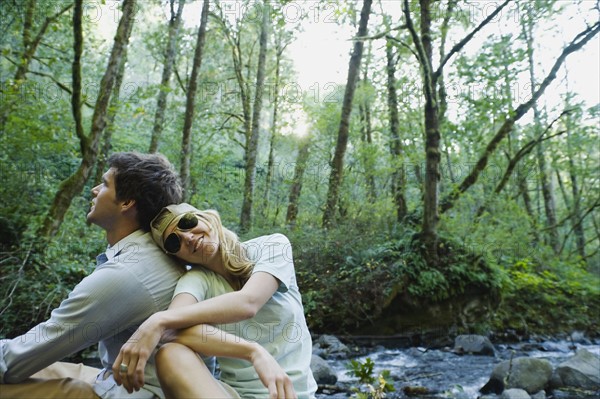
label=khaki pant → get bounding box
[0,362,100,399]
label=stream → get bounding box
[315,339,600,399]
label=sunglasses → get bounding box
[163,212,199,254]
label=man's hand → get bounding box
[250,344,297,399]
[112,316,164,393]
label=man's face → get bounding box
[87,168,122,230]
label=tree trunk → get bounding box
[322,0,372,228]
[38,0,136,240]
[475,116,568,218]
[286,137,311,227]
[358,100,377,200]
[240,0,270,232]
[358,87,377,200]
[386,39,408,222]
[564,105,586,259]
[149,0,185,153]
[403,0,442,264]
[518,168,537,232]
[437,0,457,190]
[402,0,512,264]
[535,140,559,251]
[420,0,442,265]
[180,0,209,201]
[263,39,286,220]
[357,42,376,200]
[93,22,132,186]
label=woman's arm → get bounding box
[171,325,296,398]
[115,317,297,398]
[155,271,279,330]
[113,272,279,391]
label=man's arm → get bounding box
[0,265,154,383]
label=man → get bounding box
[0,152,184,399]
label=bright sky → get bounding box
[287,15,352,90]
[286,0,599,109]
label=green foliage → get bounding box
[492,257,600,334]
[1,201,103,338]
[291,219,504,333]
[291,224,403,332]
[1,0,598,343]
[347,358,375,384]
[347,358,395,399]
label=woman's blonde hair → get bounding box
[151,204,254,291]
[197,209,254,290]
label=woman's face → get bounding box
[163,213,220,266]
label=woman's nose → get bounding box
[180,231,194,243]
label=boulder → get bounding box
[554,349,600,390]
[480,357,552,394]
[310,355,337,385]
[501,388,531,399]
[454,334,495,356]
[312,343,326,358]
[570,331,591,345]
[530,391,546,399]
[315,335,350,359]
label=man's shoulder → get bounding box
[97,232,183,283]
[113,231,178,265]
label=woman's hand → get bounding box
[112,314,164,393]
[250,344,297,399]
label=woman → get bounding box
[113,203,317,399]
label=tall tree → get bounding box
[180,0,209,200]
[212,7,252,161]
[286,135,312,227]
[0,1,73,132]
[263,34,289,220]
[149,0,185,153]
[563,99,586,260]
[93,17,135,186]
[386,38,407,221]
[403,0,512,264]
[358,43,377,201]
[37,0,137,239]
[523,3,559,253]
[439,20,600,214]
[240,0,270,232]
[322,0,373,227]
[437,0,458,188]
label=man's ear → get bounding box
[121,199,136,213]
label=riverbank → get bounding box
[313,333,600,399]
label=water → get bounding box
[316,340,600,399]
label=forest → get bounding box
[1,0,599,344]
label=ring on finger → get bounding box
[119,363,128,373]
